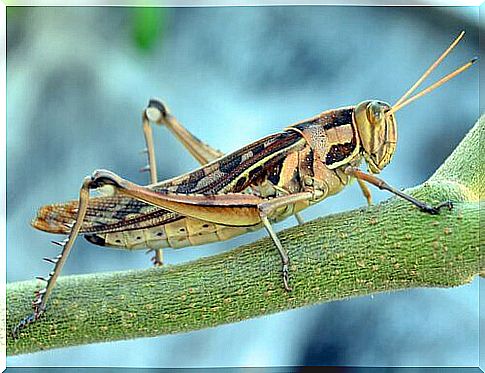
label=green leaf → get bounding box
[132,7,167,52]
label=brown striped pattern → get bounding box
[156,130,303,195]
[32,131,304,236]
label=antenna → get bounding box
[393,31,465,108]
[386,57,477,117]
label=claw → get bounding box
[436,200,453,211]
[11,306,46,339]
[150,256,163,266]
[420,200,454,215]
[12,313,37,339]
[282,263,292,292]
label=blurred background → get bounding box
[6,6,480,368]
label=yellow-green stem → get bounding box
[7,117,483,356]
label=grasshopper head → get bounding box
[354,100,397,174]
[352,33,477,173]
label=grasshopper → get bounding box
[13,31,476,337]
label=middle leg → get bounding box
[357,178,373,206]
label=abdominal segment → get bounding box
[84,217,261,250]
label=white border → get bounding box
[2,1,480,369]
[1,1,6,372]
[1,0,484,6]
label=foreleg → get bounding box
[345,167,452,214]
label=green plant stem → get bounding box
[7,117,483,356]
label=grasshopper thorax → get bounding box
[354,100,397,174]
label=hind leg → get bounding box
[13,176,93,338]
[141,98,224,176]
[140,99,225,265]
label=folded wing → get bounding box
[32,195,181,235]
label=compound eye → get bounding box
[366,102,384,124]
